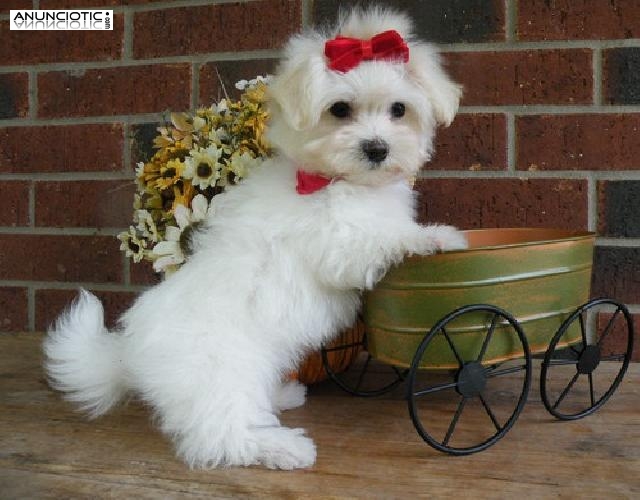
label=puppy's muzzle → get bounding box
[361,139,389,165]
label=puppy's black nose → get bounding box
[361,139,389,164]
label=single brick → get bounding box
[518,0,640,40]
[0,234,122,283]
[427,114,507,171]
[38,64,191,118]
[129,258,161,286]
[0,15,123,65]
[597,312,639,362]
[591,247,640,304]
[414,178,588,230]
[130,122,161,167]
[133,0,302,59]
[199,59,278,106]
[0,73,29,119]
[445,50,592,105]
[313,0,505,43]
[36,289,138,331]
[40,0,125,6]
[0,287,28,332]
[517,114,640,171]
[604,48,640,105]
[0,124,123,173]
[0,181,30,226]
[35,180,136,229]
[1,0,32,14]
[597,181,640,238]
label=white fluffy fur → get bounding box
[44,8,466,470]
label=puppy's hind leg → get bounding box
[150,355,315,469]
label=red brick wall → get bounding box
[1,1,638,359]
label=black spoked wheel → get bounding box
[407,304,532,455]
[321,331,407,397]
[541,298,634,420]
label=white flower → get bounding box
[184,145,223,189]
[117,226,146,263]
[210,99,228,114]
[228,151,260,180]
[235,79,249,91]
[134,208,159,243]
[151,225,184,273]
[192,115,206,132]
[208,127,230,146]
[151,195,211,273]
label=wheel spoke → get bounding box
[477,314,499,362]
[441,327,464,367]
[479,393,501,432]
[413,380,459,398]
[601,353,626,362]
[486,364,527,378]
[547,358,579,366]
[353,353,372,391]
[588,373,595,406]
[569,345,583,357]
[597,308,621,346]
[578,311,588,346]
[552,372,580,410]
[443,397,468,446]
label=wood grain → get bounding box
[1,333,638,499]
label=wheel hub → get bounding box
[577,345,601,374]
[455,362,487,398]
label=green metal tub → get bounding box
[363,228,595,369]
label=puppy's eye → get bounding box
[390,102,406,118]
[329,101,352,119]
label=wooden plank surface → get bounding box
[1,333,638,499]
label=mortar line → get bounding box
[506,112,516,171]
[417,170,640,180]
[592,48,603,106]
[587,173,598,232]
[191,62,200,110]
[123,8,134,61]
[123,121,133,174]
[0,172,137,182]
[1,280,148,293]
[439,39,640,52]
[28,181,36,227]
[26,69,37,120]
[0,226,126,236]
[0,49,283,74]
[3,105,640,130]
[27,286,35,332]
[504,0,517,42]
[301,0,313,29]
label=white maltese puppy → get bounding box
[44,7,466,470]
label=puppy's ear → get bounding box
[407,43,462,127]
[268,34,327,131]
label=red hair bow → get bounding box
[324,30,409,73]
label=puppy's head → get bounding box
[267,7,461,186]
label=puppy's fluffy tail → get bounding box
[43,289,128,418]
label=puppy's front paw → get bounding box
[274,380,306,412]
[255,427,317,470]
[427,225,468,252]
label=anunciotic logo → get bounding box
[10,10,113,30]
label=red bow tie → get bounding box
[324,30,409,73]
[296,170,335,195]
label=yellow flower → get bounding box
[184,145,223,190]
[153,158,186,191]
